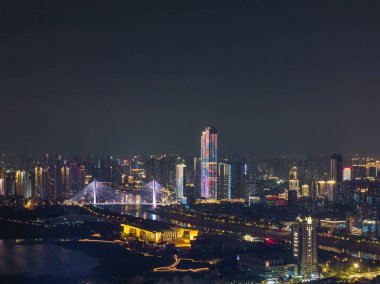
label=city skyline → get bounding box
[2,1,380,282]
[0,126,376,159]
[1,124,380,282]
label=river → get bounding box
[0,239,169,282]
[96,204,192,227]
[0,241,97,278]
[319,245,380,261]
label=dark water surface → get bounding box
[0,240,168,282]
[0,241,97,278]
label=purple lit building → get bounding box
[201,126,218,199]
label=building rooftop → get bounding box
[121,220,175,233]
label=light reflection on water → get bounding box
[99,204,187,226]
[98,205,248,236]
[319,245,380,261]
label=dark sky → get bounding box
[1,0,380,156]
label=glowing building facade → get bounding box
[0,169,5,196]
[121,223,198,246]
[200,126,218,199]
[0,178,4,196]
[289,179,300,192]
[34,166,44,200]
[301,184,309,197]
[16,170,25,197]
[292,217,319,280]
[59,165,72,200]
[176,163,186,199]
[288,166,299,198]
[343,167,351,181]
[16,170,32,198]
[218,162,231,199]
[326,180,336,202]
[317,181,326,196]
[46,166,58,201]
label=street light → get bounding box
[353,262,359,272]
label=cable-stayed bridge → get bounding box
[66,179,163,207]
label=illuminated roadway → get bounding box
[152,210,291,240]
[79,205,380,257]
[152,210,380,256]
[77,238,216,273]
[153,254,216,273]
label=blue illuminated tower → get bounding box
[200,126,218,199]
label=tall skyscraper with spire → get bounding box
[201,126,218,199]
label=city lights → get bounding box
[1,1,380,282]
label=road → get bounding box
[82,204,380,257]
[155,209,380,256]
[154,210,291,240]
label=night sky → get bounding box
[1,1,380,156]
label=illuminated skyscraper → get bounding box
[301,184,310,197]
[191,157,201,187]
[288,166,299,197]
[190,157,201,199]
[310,181,318,201]
[0,178,4,196]
[289,179,300,192]
[34,166,44,200]
[231,160,247,199]
[71,163,87,195]
[58,165,72,200]
[330,153,343,182]
[5,171,16,197]
[46,166,58,201]
[201,126,218,199]
[292,217,319,280]
[15,170,31,198]
[176,163,186,199]
[289,166,298,180]
[218,162,231,199]
[0,169,4,196]
[15,170,24,197]
[326,180,336,202]
[317,180,326,196]
[343,167,351,181]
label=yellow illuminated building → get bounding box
[85,175,93,185]
[121,223,198,246]
[34,166,44,199]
